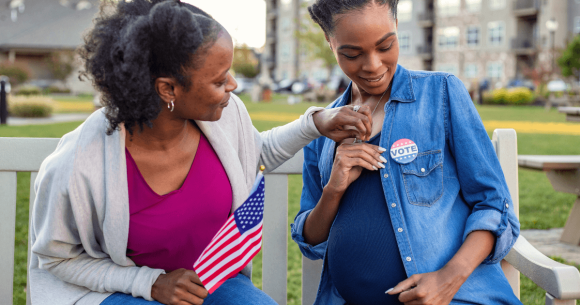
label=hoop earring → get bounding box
[168,100,175,112]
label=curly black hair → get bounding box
[79,0,222,135]
[308,0,399,36]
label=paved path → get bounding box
[6,113,91,126]
[521,228,580,265]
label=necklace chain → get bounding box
[351,82,392,116]
[351,82,392,143]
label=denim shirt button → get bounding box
[406,257,412,262]
[397,228,403,232]
[391,203,396,208]
[506,203,509,208]
[384,174,389,178]
[421,168,425,173]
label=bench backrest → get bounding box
[0,129,519,305]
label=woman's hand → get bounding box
[386,265,467,305]
[151,269,208,305]
[312,105,373,143]
[326,142,387,194]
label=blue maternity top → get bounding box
[327,133,405,305]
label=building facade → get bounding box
[401,0,580,89]
[262,0,337,84]
[263,0,580,89]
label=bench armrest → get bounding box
[504,235,580,300]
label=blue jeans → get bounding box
[100,274,276,305]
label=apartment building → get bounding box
[402,0,580,88]
[261,0,344,83]
[262,0,580,88]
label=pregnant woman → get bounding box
[291,0,522,304]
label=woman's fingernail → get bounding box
[372,166,378,171]
[379,156,387,163]
[385,288,394,294]
[377,162,385,169]
[378,147,387,152]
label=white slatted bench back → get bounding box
[0,137,60,305]
[0,130,519,305]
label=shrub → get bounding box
[14,85,42,97]
[44,86,71,94]
[491,88,509,104]
[482,92,495,105]
[8,96,54,117]
[506,87,535,105]
[0,63,30,85]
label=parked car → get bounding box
[274,79,296,93]
[233,77,255,94]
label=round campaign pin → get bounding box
[390,139,418,164]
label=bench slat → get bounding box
[0,138,60,172]
[0,171,17,305]
[263,174,289,304]
[26,172,37,305]
[302,257,322,305]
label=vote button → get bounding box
[390,139,418,164]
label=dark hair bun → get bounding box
[308,0,398,35]
[80,0,222,135]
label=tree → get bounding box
[45,51,75,82]
[232,44,259,78]
[558,35,580,79]
[295,12,336,79]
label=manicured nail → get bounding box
[379,156,387,163]
[385,288,394,294]
[377,162,385,169]
[378,147,387,152]
[372,166,378,171]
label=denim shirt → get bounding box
[291,65,522,305]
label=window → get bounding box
[575,17,580,34]
[490,0,506,10]
[464,64,478,78]
[399,31,411,53]
[438,27,460,49]
[488,21,505,46]
[438,0,460,17]
[281,43,291,62]
[437,64,458,75]
[466,0,482,12]
[467,26,480,47]
[398,0,413,22]
[487,61,503,79]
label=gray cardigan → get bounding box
[29,94,323,305]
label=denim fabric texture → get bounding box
[100,274,276,305]
[291,65,522,305]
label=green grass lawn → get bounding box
[3,100,580,305]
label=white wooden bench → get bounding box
[1,129,580,305]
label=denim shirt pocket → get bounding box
[401,150,444,207]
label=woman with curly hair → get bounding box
[28,1,380,304]
[291,0,522,304]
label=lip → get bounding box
[359,73,386,84]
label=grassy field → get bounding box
[2,98,580,305]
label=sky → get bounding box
[183,0,266,49]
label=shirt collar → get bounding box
[340,64,416,105]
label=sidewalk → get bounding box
[521,228,580,265]
[6,113,91,126]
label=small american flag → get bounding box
[193,172,265,294]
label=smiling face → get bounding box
[327,2,398,97]
[172,31,237,122]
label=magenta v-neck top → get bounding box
[125,133,233,271]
